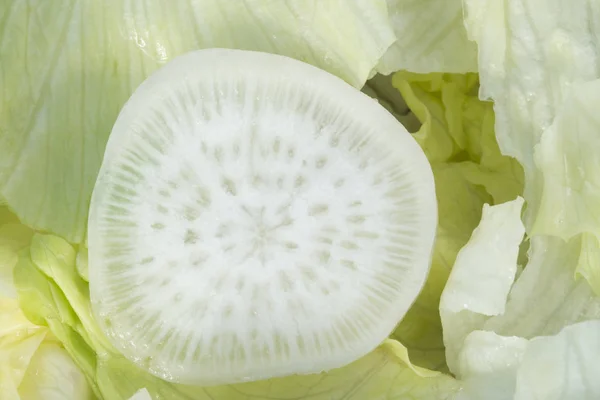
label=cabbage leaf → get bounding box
[440,198,525,375]
[463,0,600,274]
[378,0,477,74]
[0,0,396,243]
[457,321,600,400]
[386,72,523,371]
[0,298,93,400]
[462,0,600,330]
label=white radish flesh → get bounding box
[88,49,437,385]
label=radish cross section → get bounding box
[88,49,437,385]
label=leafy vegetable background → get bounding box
[2,0,600,399]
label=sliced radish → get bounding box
[88,49,437,385]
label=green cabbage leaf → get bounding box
[0,0,396,243]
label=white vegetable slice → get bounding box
[88,49,437,385]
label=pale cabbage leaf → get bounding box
[378,0,477,74]
[0,298,93,400]
[457,321,600,400]
[440,198,525,375]
[0,0,396,243]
